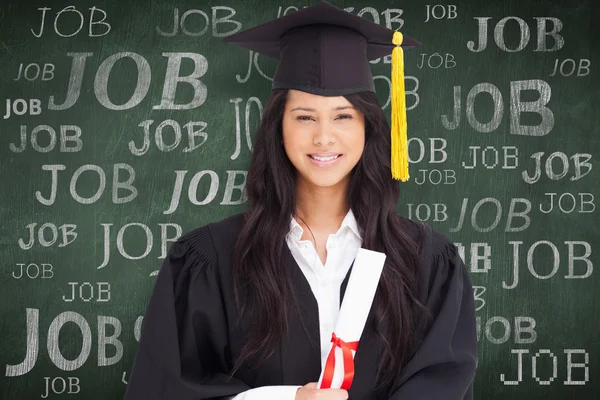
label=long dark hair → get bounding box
[231,88,430,392]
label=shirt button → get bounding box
[320,280,329,288]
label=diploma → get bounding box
[317,248,386,390]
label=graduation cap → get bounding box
[224,1,422,181]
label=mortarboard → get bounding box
[224,1,422,181]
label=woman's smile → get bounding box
[307,153,343,167]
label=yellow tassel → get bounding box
[391,31,409,182]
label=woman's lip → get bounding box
[309,153,340,157]
[307,154,343,167]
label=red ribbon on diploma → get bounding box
[320,332,359,390]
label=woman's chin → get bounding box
[301,173,349,189]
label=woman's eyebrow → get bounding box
[290,105,356,112]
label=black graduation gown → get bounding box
[124,212,477,400]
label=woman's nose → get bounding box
[313,122,336,146]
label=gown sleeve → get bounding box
[124,226,252,400]
[388,227,478,400]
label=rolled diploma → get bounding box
[317,248,386,389]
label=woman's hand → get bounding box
[295,382,349,399]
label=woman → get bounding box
[125,2,477,400]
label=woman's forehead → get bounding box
[286,89,352,109]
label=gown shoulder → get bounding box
[388,218,478,400]
[124,212,253,400]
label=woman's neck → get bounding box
[294,178,350,231]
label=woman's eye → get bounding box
[296,114,352,121]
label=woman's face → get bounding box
[282,89,365,189]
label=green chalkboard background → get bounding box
[1,0,598,398]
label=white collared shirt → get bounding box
[286,208,363,367]
[230,209,362,400]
